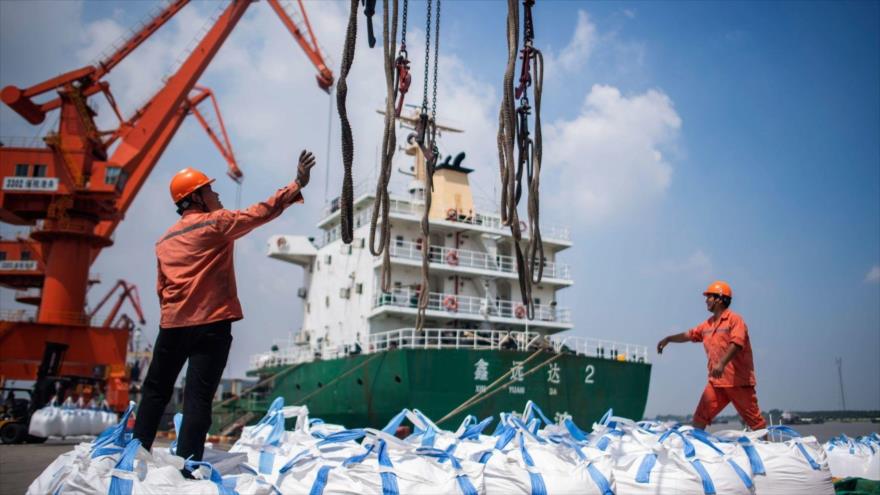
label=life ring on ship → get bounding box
[514,304,527,319]
[446,208,458,221]
[445,250,460,266]
[443,295,459,312]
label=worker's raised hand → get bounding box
[710,362,725,378]
[296,150,316,188]
[656,337,669,354]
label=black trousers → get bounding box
[132,320,232,461]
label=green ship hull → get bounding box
[218,349,651,431]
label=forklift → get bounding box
[0,342,110,444]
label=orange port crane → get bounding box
[87,280,146,331]
[0,0,333,410]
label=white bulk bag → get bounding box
[228,397,321,483]
[478,414,614,495]
[274,430,378,494]
[29,400,63,438]
[715,425,834,495]
[26,442,94,495]
[363,426,485,495]
[824,434,880,481]
[612,428,754,495]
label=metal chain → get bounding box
[422,0,432,112]
[401,0,408,47]
[430,0,440,122]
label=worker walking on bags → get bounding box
[656,281,767,431]
[133,151,317,467]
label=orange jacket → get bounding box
[155,182,303,328]
[688,308,757,387]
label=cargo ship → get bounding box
[214,115,651,432]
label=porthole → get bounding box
[357,378,363,386]
[394,375,401,383]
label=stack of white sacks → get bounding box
[824,433,880,481]
[28,397,119,438]
[27,403,276,495]
[32,397,865,494]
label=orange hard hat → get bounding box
[703,280,732,298]
[170,167,214,203]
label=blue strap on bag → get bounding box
[654,428,717,495]
[517,432,548,495]
[562,418,589,442]
[169,412,183,454]
[109,439,140,495]
[479,427,516,463]
[459,417,494,440]
[184,460,238,495]
[565,439,614,495]
[417,447,479,495]
[93,402,135,453]
[766,425,821,470]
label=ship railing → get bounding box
[374,288,571,324]
[369,328,543,352]
[385,198,571,242]
[248,328,650,370]
[551,336,650,363]
[319,193,571,244]
[367,328,649,363]
[387,240,571,280]
[249,341,357,369]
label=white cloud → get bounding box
[544,84,681,223]
[866,265,880,284]
[555,11,597,72]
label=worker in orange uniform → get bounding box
[133,151,316,467]
[656,281,767,430]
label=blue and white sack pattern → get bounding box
[824,433,880,481]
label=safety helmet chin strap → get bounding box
[175,188,209,216]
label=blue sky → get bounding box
[1,0,877,416]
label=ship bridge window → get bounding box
[0,251,6,261]
[32,164,47,177]
[21,251,31,261]
[325,255,332,265]
[325,296,330,307]
[14,164,28,177]
[395,235,403,247]
[355,283,363,294]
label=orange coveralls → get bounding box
[688,308,766,429]
[156,182,303,327]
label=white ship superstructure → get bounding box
[265,139,577,362]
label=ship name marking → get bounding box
[547,363,561,384]
[510,361,525,382]
[474,359,489,381]
[584,364,596,384]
